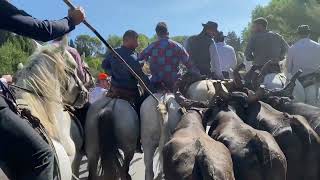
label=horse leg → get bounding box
[123,151,134,180]
[71,150,83,179]
[87,153,99,180]
[143,142,157,180]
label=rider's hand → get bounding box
[68,7,85,26]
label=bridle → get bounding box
[64,70,88,108]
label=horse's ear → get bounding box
[60,35,69,51]
[31,40,42,51]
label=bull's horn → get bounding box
[174,91,209,109]
[272,69,303,97]
[233,64,245,88]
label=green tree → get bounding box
[137,34,150,52]
[225,31,241,52]
[172,36,188,44]
[75,35,104,57]
[85,56,104,77]
[0,41,28,75]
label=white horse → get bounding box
[85,96,140,180]
[15,39,88,179]
[140,93,182,180]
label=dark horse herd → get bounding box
[162,68,320,180]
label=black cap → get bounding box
[253,17,268,28]
[202,21,218,30]
[297,25,311,35]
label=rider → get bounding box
[244,17,289,84]
[0,1,85,179]
[102,30,150,153]
[139,22,198,92]
[287,25,320,76]
[184,21,224,79]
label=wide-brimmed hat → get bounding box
[297,25,311,34]
[202,21,218,30]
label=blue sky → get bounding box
[11,0,270,39]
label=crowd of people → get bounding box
[1,0,320,179]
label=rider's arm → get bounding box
[209,42,224,79]
[178,43,199,74]
[0,0,83,42]
[138,42,155,61]
[244,36,255,62]
[279,35,289,62]
[102,53,112,74]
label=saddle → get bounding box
[106,86,138,105]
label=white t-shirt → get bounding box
[89,86,107,103]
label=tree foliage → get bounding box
[0,41,28,75]
[225,31,241,52]
[242,0,320,46]
[74,35,104,57]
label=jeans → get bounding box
[0,96,54,180]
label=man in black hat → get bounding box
[185,21,224,79]
[244,17,288,83]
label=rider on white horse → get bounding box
[0,1,85,179]
[287,25,320,106]
[102,30,150,152]
[244,17,289,86]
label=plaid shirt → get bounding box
[139,37,192,87]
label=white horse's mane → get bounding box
[15,43,76,138]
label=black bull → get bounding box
[228,93,320,180]
[163,110,235,180]
[205,101,287,180]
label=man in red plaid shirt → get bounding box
[139,22,198,92]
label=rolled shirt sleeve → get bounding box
[209,42,224,79]
[0,0,75,42]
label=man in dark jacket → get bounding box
[0,1,85,179]
[185,21,223,79]
[102,30,150,109]
[244,17,288,84]
[102,30,150,153]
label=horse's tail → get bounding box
[156,94,170,174]
[98,105,124,179]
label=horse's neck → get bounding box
[18,92,68,139]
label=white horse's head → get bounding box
[15,37,89,136]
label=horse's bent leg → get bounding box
[71,150,83,179]
[123,151,134,180]
[143,142,157,180]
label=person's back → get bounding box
[139,22,191,91]
[104,46,140,91]
[188,33,213,74]
[249,31,286,65]
[287,25,320,75]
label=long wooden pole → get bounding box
[63,0,159,102]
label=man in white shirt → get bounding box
[214,32,237,78]
[89,73,110,103]
[287,25,320,76]
[287,25,320,106]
